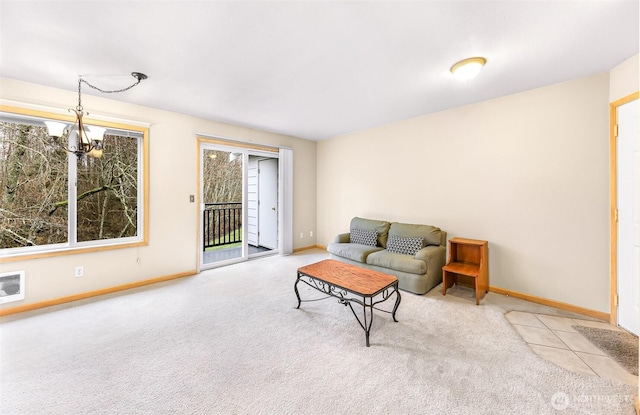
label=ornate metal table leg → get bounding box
[294,273,302,309]
[391,283,401,322]
[364,296,373,347]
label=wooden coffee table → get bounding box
[295,259,401,347]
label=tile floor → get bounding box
[506,311,638,385]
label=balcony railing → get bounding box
[203,202,242,249]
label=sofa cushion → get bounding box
[350,217,391,248]
[386,235,424,256]
[326,243,383,263]
[389,222,442,247]
[349,228,378,247]
[366,250,427,275]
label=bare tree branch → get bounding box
[48,185,111,216]
[1,228,36,247]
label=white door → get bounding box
[617,98,639,335]
[247,159,259,246]
[258,158,278,249]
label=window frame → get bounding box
[0,105,149,262]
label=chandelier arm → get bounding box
[66,107,96,155]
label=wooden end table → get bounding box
[295,259,401,347]
[442,238,489,305]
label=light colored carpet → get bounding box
[0,249,636,414]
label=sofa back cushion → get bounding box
[350,217,391,248]
[389,222,443,247]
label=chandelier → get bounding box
[45,72,147,158]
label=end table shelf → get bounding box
[442,237,488,305]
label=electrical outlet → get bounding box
[299,232,304,239]
[189,195,195,203]
[310,231,313,237]
[75,266,83,277]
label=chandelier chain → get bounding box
[75,72,146,112]
[79,76,143,95]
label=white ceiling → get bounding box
[0,1,638,141]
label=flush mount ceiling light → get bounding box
[450,57,487,81]
[45,72,148,159]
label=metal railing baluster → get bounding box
[203,202,242,249]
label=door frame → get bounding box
[196,135,292,272]
[609,91,639,325]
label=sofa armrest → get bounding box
[334,232,350,243]
[414,245,446,275]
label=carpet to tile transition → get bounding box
[573,324,639,376]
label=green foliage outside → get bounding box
[205,228,242,251]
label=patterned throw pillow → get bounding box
[386,235,424,256]
[350,228,378,246]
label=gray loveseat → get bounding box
[326,217,447,294]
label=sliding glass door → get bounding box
[199,142,284,270]
[201,146,245,266]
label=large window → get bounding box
[0,107,147,259]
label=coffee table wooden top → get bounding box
[297,259,398,296]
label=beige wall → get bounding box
[0,78,317,308]
[318,73,611,312]
[609,54,639,102]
